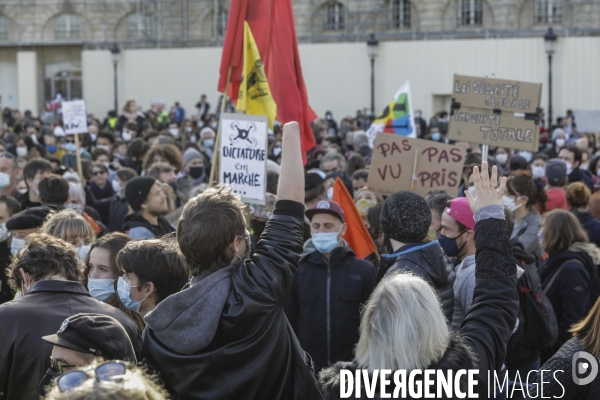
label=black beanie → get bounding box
[125,177,157,212]
[380,190,431,243]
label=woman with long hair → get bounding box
[115,99,145,133]
[84,232,145,331]
[504,170,548,260]
[538,209,600,362]
[535,296,600,398]
[319,163,519,399]
[565,182,600,248]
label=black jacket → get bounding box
[142,201,323,399]
[0,280,142,400]
[505,238,541,368]
[536,337,600,400]
[574,211,600,249]
[120,213,175,238]
[0,242,11,304]
[88,193,130,233]
[569,167,594,192]
[378,241,455,322]
[285,241,376,373]
[319,213,519,399]
[539,245,599,362]
[16,191,41,210]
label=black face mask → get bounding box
[189,166,205,179]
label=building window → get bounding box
[215,8,228,37]
[44,62,82,102]
[127,13,154,39]
[460,0,483,26]
[54,14,81,39]
[535,0,562,24]
[392,0,411,29]
[0,16,9,40]
[324,3,345,31]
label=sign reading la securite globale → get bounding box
[447,74,542,152]
[219,113,268,205]
[62,100,89,135]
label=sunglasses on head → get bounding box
[57,361,127,392]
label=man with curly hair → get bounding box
[0,234,141,399]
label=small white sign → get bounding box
[62,100,88,135]
[573,110,600,134]
[219,113,268,205]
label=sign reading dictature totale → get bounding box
[447,74,542,152]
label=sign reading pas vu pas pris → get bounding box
[447,74,542,152]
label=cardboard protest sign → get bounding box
[573,110,600,133]
[219,113,268,205]
[61,100,88,135]
[368,133,465,198]
[448,74,542,151]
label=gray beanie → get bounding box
[552,128,566,141]
[380,191,431,243]
[183,148,203,167]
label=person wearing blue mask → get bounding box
[115,239,188,318]
[285,199,375,373]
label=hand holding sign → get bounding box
[465,161,507,213]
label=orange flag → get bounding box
[332,177,377,259]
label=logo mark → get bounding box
[572,351,599,385]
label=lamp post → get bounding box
[110,44,121,113]
[544,28,557,129]
[366,34,379,115]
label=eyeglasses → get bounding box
[50,356,79,375]
[0,152,15,159]
[91,170,106,176]
[57,361,127,392]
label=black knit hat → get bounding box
[380,190,431,243]
[6,206,54,230]
[125,177,157,212]
[42,313,136,362]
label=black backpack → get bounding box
[518,262,560,350]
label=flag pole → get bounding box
[74,133,84,183]
[210,66,232,186]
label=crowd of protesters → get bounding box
[0,99,599,399]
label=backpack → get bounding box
[518,262,559,349]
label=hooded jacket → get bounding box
[538,242,600,361]
[318,208,519,399]
[141,200,323,400]
[379,241,455,322]
[573,211,600,249]
[120,213,175,240]
[285,239,376,373]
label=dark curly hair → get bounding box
[142,144,184,172]
[7,233,83,292]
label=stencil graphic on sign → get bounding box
[219,114,267,205]
[448,74,542,152]
[368,133,465,198]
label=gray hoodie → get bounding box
[451,254,476,331]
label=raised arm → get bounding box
[277,122,304,204]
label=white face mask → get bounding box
[16,147,28,157]
[0,172,11,189]
[495,153,508,165]
[502,195,524,212]
[532,165,546,179]
[112,180,122,193]
[122,131,133,142]
[555,138,566,148]
[580,163,589,171]
[564,161,573,175]
[11,236,26,257]
[97,145,110,152]
[327,187,334,200]
[77,244,92,260]
[169,128,179,137]
[0,223,10,242]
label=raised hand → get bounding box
[277,122,304,204]
[464,161,507,213]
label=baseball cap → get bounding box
[444,197,475,231]
[305,200,345,223]
[546,159,567,186]
[42,313,136,362]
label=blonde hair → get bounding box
[355,272,449,372]
[571,296,600,357]
[41,209,95,243]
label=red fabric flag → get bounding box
[332,178,377,259]
[265,0,317,164]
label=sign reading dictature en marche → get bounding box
[447,74,542,152]
[368,133,465,198]
[219,113,268,205]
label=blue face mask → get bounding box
[88,278,116,302]
[518,151,532,163]
[431,132,441,142]
[46,145,57,154]
[438,231,467,258]
[64,143,77,153]
[117,277,145,312]
[312,229,341,254]
[203,139,215,150]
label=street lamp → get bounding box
[110,44,121,113]
[544,28,557,129]
[366,34,379,115]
